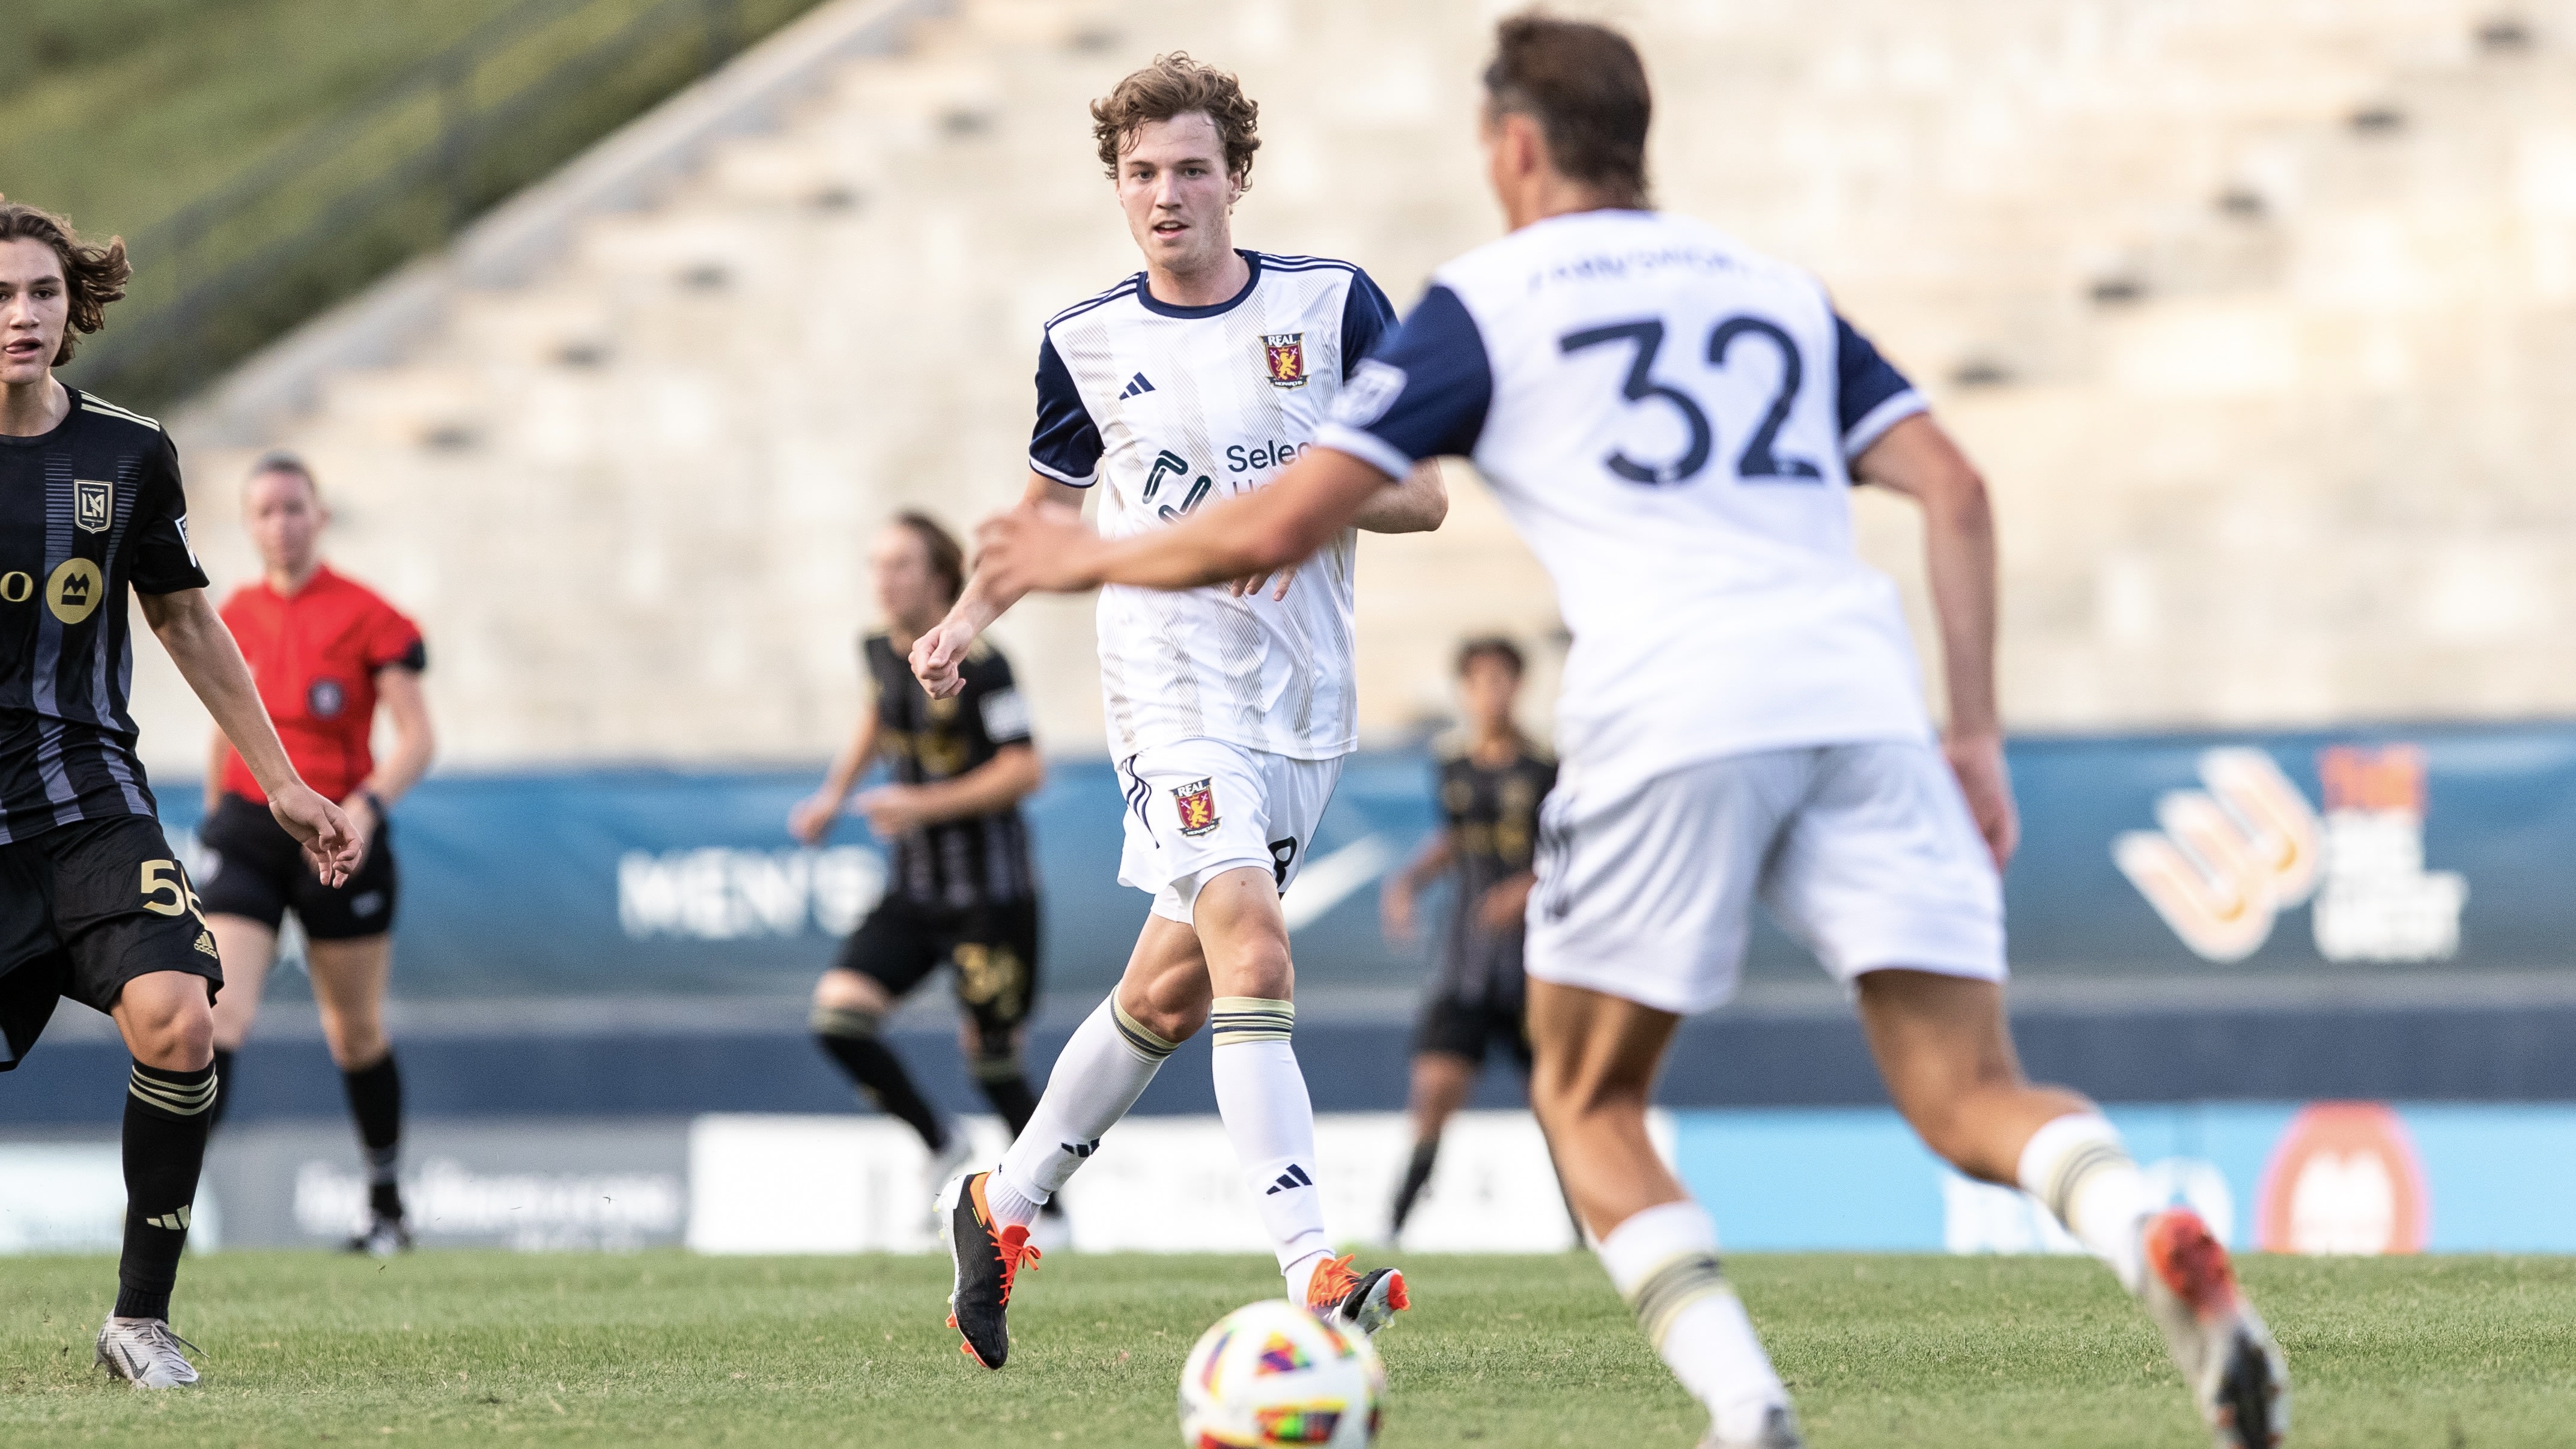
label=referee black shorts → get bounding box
[0,815,224,1072]
[196,793,399,940]
[833,894,1042,1044]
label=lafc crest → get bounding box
[74,479,112,534]
[1262,332,1307,389]
[1174,776,1220,836]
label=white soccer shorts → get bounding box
[1117,739,1346,925]
[1523,741,2005,1015]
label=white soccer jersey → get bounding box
[1318,210,1935,800]
[1030,251,1394,762]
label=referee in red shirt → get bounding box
[199,452,435,1255]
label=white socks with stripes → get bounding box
[989,997,1179,1228]
[1599,1200,1786,1444]
[2017,1111,2151,1295]
[1211,997,1331,1299]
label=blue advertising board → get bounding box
[149,720,2568,999]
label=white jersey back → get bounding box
[1030,252,1394,762]
[1319,210,1933,798]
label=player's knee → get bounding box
[324,1018,387,1070]
[813,968,890,1016]
[122,982,214,1071]
[810,1000,884,1040]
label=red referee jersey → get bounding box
[218,564,425,805]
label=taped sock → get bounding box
[1210,998,1328,1281]
[115,1060,216,1320]
[2017,1112,2150,1294]
[1597,1201,1786,1443]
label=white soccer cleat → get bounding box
[1697,1404,1805,1449]
[95,1316,200,1388]
[2139,1208,2289,1447]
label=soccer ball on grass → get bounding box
[1177,1298,1384,1448]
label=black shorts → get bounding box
[0,815,224,1072]
[1412,993,1532,1074]
[197,793,399,940]
[832,894,1041,1043]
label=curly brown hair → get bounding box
[1090,53,1260,188]
[0,200,130,367]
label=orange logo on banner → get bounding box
[2255,1102,2429,1255]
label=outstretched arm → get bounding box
[979,447,1392,598]
[1355,460,1448,535]
[1851,412,2017,869]
[912,471,1088,698]
[141,588,360,883]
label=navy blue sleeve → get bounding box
[1338,269,1397,379]
[1833,314,1927,458]
[1316,284,1492,476]
[1028,333,1104,486]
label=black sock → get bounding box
[341,1052,404,1220]
[812,1007,945,1151]
[207,1046,235,1135]
[114,1060,216,1321]
[974,1060,1039,1141]
[1391,1136,1440,1234]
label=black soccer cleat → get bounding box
[943,1171,1040,1370]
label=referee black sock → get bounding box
[812,1006,947,1152]
[114,1060,216,1321]
[1391,1136,1441,1235]
[341,1052,404,1221]
[206,1046,236,1134]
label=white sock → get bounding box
[988,997,1178,1227]
[1209,997,1330,1292]
[1598,1201,1787,1443]
[2017,1111,2152,1295]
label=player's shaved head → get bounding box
[1092,53,1260,187]
[0,199,130,367]
[1482,14,1653,207]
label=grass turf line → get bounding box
[3,1251,2570,1447]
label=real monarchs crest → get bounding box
[1174,777,1220,836]
[1263,332,1307,389]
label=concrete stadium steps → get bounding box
[133,0,2576,773]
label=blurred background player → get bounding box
[1378,636,1560,1240]
[970,14,2290,1448]
[910,54,1446,1370]
[0,200,357,1387]
[789,512,1048,1221]
[199,450,434,1256]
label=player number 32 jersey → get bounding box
[1319,210,1936,799]
[1030,251,1394,762]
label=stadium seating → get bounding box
[139,0,2576,768]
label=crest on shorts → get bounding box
[1262,333,1307,389]
[1174,777,1221,836]
[74,479,112,534]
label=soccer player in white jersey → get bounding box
[908,54,1447,1370]
[974,17,2290,1449]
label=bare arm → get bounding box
[1379,827,1455,944]
[913,471,1087,698]
[360,667,435,807]
[977,447,1393,597]
[855,744,1046,837]
[1851,412,2018,867]
[1353,460,1448,535]
[204,728,228,815]
[791,708,882,845]
[141,588,359,882]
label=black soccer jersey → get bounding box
[1429,737,1557,1008]
[863,633,1036,909]
[0,390,208,844]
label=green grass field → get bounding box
[4,1251,2571,1447]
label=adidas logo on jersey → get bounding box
[1117,372,1155,399]
[1265,1164,1314,1195]
[145,1204,192,1231]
